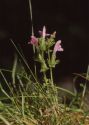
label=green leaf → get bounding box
[39,38,46,51]
[40,63,49,72]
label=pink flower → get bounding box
[53,40,63,53]
[28,36,38,46]
[39,26,50,38]
[42,26,46,38]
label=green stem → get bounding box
[80,83,86,108]
[43,72,47,84]
[10,39,38,84]
[56,86,76,97]
[33,46,37,79]
[50,67,53,85]
[29,0,34,36]
[48,50,54,85]
[42,51,47,84]
[29,0,37,79]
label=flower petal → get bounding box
[28,36,38,46]
[39,26,50,38]
[42,26,46,38]
[53,40,63,53]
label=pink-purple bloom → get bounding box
[39,26,50,38]
[53,40,63,53]
[28,36,38,46]
[42,26,46,38]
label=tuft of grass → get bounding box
[0,64,89,125]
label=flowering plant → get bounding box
[0,26,88,125]
[28,26,63,85]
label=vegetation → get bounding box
[0,27,88,125]
[0,1,88,124]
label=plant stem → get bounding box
[41,51,47,84]
[56,86,76,97]
[50,67,53,85]
[29,0,37,79]
[29,0,34,36]
[80,65,89,108]
[10,39,38,84]
[43,72,47,84]
[48,50,54,85]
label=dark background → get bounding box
[0,0,88,78]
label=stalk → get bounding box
[29,0,37,78]
[48,50,54,85]
[10,39,38,84]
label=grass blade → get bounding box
[0,115,11,125]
